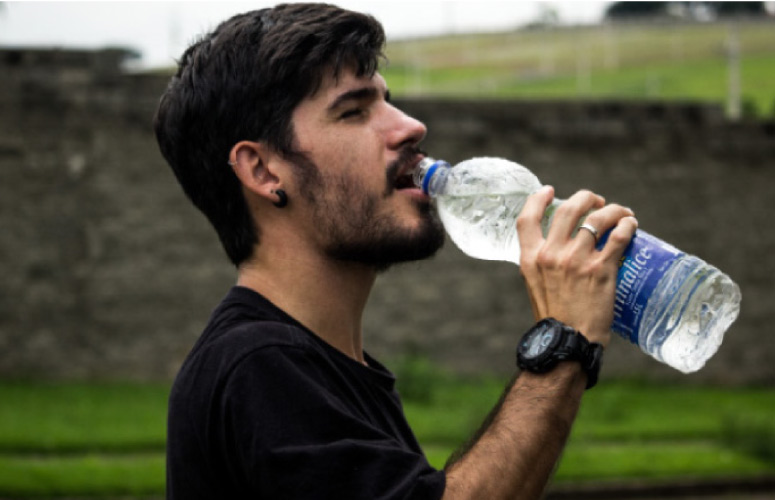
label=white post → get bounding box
[726,25,741,120]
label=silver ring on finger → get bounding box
[579,223,599,242]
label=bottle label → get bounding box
[597,230,685,344]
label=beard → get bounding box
[319,178,446,272]
[287,149,446,272]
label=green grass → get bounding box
[382,20,775,116]
[0,454,164,498]
[556,441,774,482]
[489,53,775,116]
[0,381,168,453]
[1,375,774,497]
[0,381,168,497]
[394,364,775,480]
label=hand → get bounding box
[517,186,638,346]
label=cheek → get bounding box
[296,125,387,190]
[314,173,375,227]
[331,142,385,183]
[307,130,366,167]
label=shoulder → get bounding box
[182,318,321,379]
[169,318,332,427]
[185,286,325,373]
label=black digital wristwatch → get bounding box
[516,318,604,389]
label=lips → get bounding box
[392,154,423,191]
[394,171,416,190]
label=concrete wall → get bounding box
[1,48,773,384]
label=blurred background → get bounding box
[1,1,774,498]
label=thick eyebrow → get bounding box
[326,85,388,112]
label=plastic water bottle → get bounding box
[414,156,741,373]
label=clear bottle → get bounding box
[414,156,741,373]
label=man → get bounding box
[154,3,637,499]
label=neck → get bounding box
[236,245,377,364]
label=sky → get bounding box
[0,1,610,69]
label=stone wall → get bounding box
[1,48,772,384]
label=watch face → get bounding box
[522,324,558,360]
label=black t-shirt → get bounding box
[167,286,446,499]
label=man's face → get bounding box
[287,69,445,270]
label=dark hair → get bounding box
[153,3,386,266]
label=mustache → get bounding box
[385,146,426,194]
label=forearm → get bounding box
[438,189,636,499]
[442,363,587,500]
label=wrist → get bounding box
[578,327,611,349]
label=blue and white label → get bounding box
[597,230,684,344]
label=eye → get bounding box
[339,108,364,120]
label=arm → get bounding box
[442,186,638,500]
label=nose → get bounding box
[385,103,427,150]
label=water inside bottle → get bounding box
[640,256,741,373]
[436,193,527,264]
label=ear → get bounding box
[228,141,283,203]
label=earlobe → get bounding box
[271,189,289,208]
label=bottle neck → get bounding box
[414,158,451,195]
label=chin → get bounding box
[327,214,446,272]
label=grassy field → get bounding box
[0,382,168,497]
[394,358,775,481]
[1,371,774,497]
[382,20,775,116]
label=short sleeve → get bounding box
[217,343,446,499]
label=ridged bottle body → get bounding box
[415,157,741,373]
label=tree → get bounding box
[605,2,669,20]
[714,2,767,17]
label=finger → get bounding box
[576,204,635,246]
[516,185,554,253]
[546,190,605,245]
[577,223,600,245]
[517,187,554,317]
[598,216,639,261]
